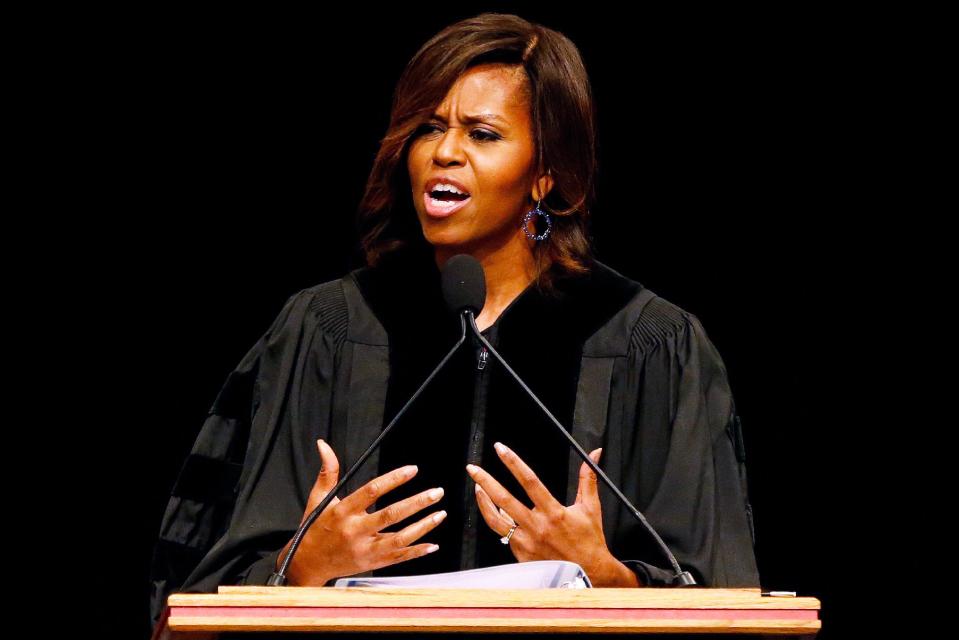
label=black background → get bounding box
[62,4,935,638]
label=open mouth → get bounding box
[428,189,471,204]
[424,190,472,217]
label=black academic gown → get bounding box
[148,248,761,630]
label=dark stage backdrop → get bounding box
[74,6,925,639]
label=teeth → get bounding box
[429,196,461,208]
[431,183,469,196]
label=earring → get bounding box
[521,200,552,241]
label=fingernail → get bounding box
[494,442,507,455]
[405,465,418,477]
[427,544,439,553]
[433,510,447,523]
[466,464,478,474]
[474,483,482,494]
[429,487,444,500]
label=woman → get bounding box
[149,12,760,627]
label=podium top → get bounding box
[155,587,821,639]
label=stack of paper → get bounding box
[334,560,592,589]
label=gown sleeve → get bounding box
[614,302,761,588]
[148,288,335,628]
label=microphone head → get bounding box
[441,254,486,316]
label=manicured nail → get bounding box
[466,464,478,474]
[433,511,447,523]
[494,442,507,455]
[474,483,482,494]
[429,487,444,501]
[405,465,418,477]
[426,544,439,553]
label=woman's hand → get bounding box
[277,438,447,586]
[466,442,640,588]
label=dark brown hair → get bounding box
[356,12,599,295]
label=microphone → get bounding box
[267,258,479,585]
[451,254,696,587]
[441,253,486,317]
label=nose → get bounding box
[432,127,466,167]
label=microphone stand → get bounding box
[463,310,696,587]
[268,313,469,585]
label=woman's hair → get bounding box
[356,12,599,295]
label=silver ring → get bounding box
[500,524,518,545]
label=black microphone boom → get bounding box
[267,313,469,585]
[451,254,696,587]
[269,254,487,585]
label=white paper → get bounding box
[333,560,592,589]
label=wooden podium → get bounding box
[152,586,821,638]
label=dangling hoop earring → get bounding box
[521,200,552,241]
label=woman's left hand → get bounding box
[466,442,640,587]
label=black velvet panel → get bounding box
[352,248,641,574]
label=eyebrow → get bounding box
[430,112,509,126]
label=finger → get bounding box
[474,484,513,534]
[367,486,445,533]
[574,448,603,506]
[308,439,341,507]
[341,464,419,513]
[465,462,533,528]
[492,442,563,515]
[383,508,447,550]
[499,507,516,526]
[316,439,340,489]
[378,541,441,568]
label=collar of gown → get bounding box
[352,245,643,349]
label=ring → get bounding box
[500,524,518,545]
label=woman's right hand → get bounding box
[276,438,446,586]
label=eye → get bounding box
[470,129,500,142]
[414,123,501,142]
[416,123,441,136]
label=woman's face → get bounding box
[407,63,553,260]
